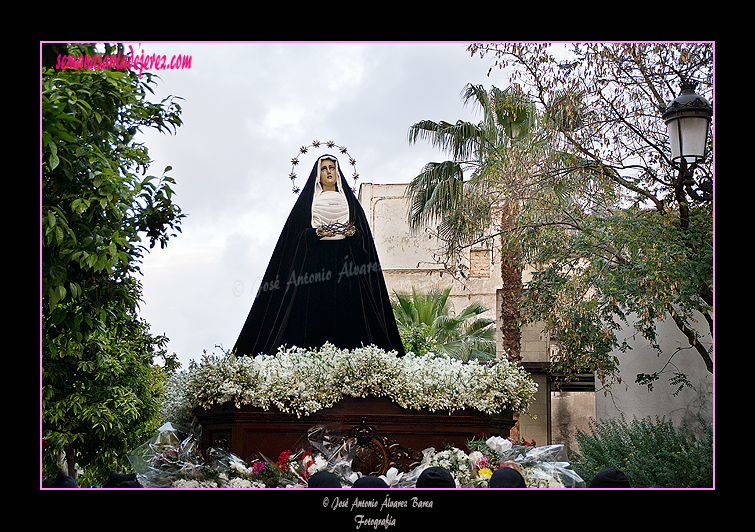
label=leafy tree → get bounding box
[41,43,184,483]
[391,287,496,362]
[406,43,712,391]
[461,43,713,391]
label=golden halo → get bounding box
[289,140,359,194]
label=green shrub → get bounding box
[398,324,435,356]
[571,414,712,488]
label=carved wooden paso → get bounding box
[194,395,514,475]
[348,422,389,475]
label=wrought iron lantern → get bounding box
[662,80,713,201]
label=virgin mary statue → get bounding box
[233,154,405,357]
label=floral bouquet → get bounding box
[224,424,358,488]
[466,436,585,488]
[278,449,330,486]
[218,449,320,488]
[127,422,214,488]
[419,446,473,487]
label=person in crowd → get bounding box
[43,469,78,488]
[489,467,527,488]
[103,471,143,488]
[308,471,342,488]
[589,466,631,488]
[351,475,389,488]
[415,466,456,488]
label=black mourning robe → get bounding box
[233,154,405,357]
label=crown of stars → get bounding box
[289,140,360,194]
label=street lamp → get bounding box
[662,79,713,201]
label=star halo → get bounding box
[288,140,359,194]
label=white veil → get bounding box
[311,155,350,238]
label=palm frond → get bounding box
[454,301,491,321]
[408,119,484,162]
[391,290,418,327]
[390,287,496,361]
[405,161,466,231]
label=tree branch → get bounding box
[666,303,712,374]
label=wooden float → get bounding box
[195,395,514,476]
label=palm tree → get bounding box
[405,83,538,363]
[391,287,496,362]
[406,84,535,234]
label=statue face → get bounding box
[319,158,338,192]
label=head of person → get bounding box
[489,467,526,488]
[307,470,342,488]
[50,470,78,488]
[415,466,456,488]
[318,156,339,192]
[589,466,631,488]
[103,471,141,488]
[351,475,389,488]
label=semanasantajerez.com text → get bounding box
[53,45,191,77]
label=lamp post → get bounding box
[662,79,713,202]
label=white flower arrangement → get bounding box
[426,447,474,487]
[485,435,513,454]
[161,344,538,425]
[170,478,221,489]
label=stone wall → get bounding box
[358,182,499,323]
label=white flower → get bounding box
[379,467,403,487]
[468,450,486,470]
[228,477,253,489]
[486,436,512,453]
[230,462,251,476]
[305,454,327,476]
[172,478,218,488]
[171,479,199,489]
[162,345,538,421]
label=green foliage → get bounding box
[570,415,713,488]
[397,323,435,357]
[408,44,714,387]
[391,287,496,362]
[43,311,174,485]
[521,202,713,386]
[42,43,183,318]
[464,43,714,387]
[41,43,184,482]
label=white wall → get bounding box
[595,312,713,431]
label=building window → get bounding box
[470,249,490,278]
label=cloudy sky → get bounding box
[129,42,514,369]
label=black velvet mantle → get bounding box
[233,155,405,357]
